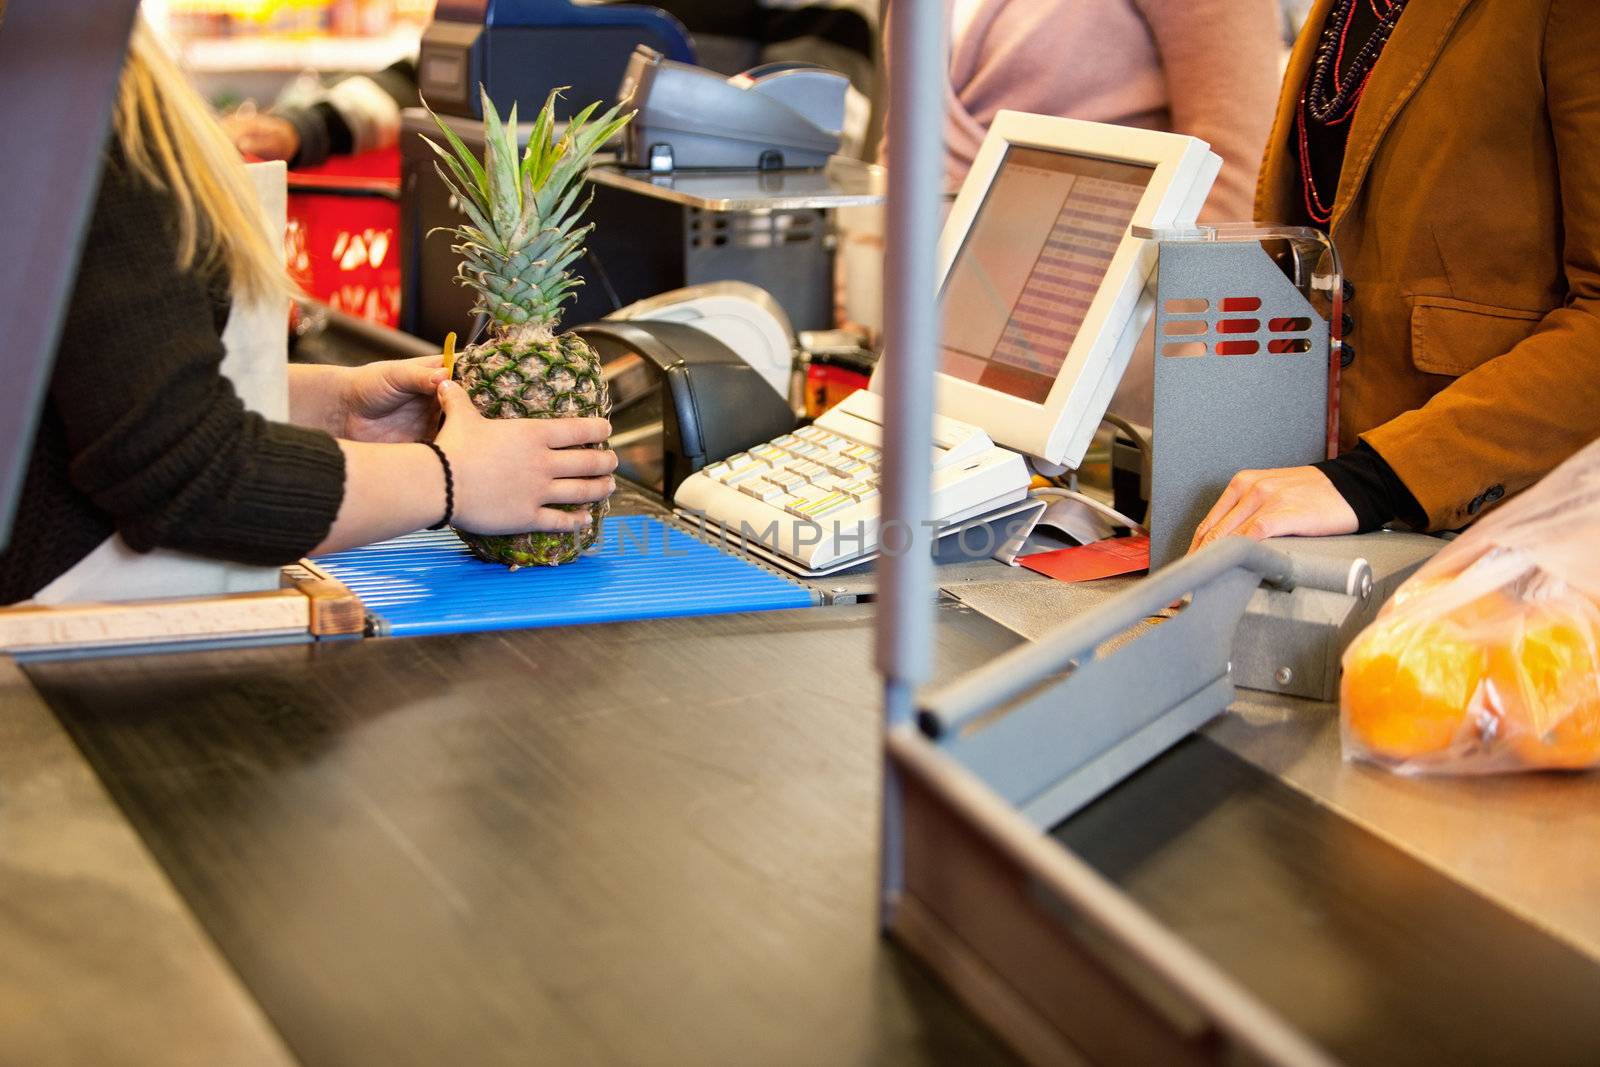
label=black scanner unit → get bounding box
[419,0,696,120]
[574,320,796,502]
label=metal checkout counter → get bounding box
[3,3,1600,1066]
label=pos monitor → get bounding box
[870,110,1221,469]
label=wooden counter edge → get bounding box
[0,562,365,654]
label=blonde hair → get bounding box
[115,18,293,303]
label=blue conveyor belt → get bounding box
[313,516,816,636]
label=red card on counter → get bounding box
[1019,534,1150,583]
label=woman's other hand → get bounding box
[1189,466,1358,553]
[433,379,617,534]
[337,356,447,443]
[223,110,301,162]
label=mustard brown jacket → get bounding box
[1256,0,1600,530]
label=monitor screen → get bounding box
[939,146,1154,405]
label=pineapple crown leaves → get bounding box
[421,87,633,329]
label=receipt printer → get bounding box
[617,45,848,170]
[574,283,798,500]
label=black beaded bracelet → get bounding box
[424,441,455,531]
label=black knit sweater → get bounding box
[0,145,346,604]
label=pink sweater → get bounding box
[937,0,1283,222]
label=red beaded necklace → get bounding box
[1295,0,1408,225]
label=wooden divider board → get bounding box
[0,562,364,656]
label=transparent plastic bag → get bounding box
[1340,438,1600,775]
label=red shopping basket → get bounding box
[285,148,402,327]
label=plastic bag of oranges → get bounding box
[1341,440,1600,775]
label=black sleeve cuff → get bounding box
[1313,442,1427,533]
[317,100,355,158]
[277,103,352,169]
[374,59,422,111]
[278,104,329,169]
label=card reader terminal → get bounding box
[617,45,848,171]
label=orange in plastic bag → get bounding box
[1341,440,1600,775]
[1342,569,1600,774]
[1341,593,1495,762]
[1495,604,1600,770]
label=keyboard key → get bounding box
[770,434,802,451]
[798,427,850,451]
[787,459,828,482]
[763,469,808,493]
[804,473,849,494]
[842,443,881,463]
[837,479,879,503]
[821,456,870,478]
[739,479,790,502]
[785,491,853,519]
[795,425,833,444]
[713,455,766,485]
[749,443,790,466]
[779,440,826,459]
[808,492,854,517]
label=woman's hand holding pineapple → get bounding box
[336,355,449,443]
[289,357,447,444]
[432,378,616,536]
[306,366,615,557]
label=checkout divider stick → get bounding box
[877,3,946,721]
[877,3,948,904]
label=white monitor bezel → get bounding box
[871,110,1219,467]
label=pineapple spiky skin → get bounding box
[453,328,609,568]
[422,85,632,569]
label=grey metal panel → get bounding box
[918,538,1369,830]
[1149,241,1330,569]
[1232,531,1441,700]
[1017,676,1233,827]
[0,0,142,549]
[682,207,834,333]
[932,563,1261,827]
[1233,595,1349,699]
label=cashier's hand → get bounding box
[337,356,449,444]
[433,379,617,534]
[1188,466,1358,553]
[223,110,301,163]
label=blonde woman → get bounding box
[0,19,615,603]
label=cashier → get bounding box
[1190,0,1600,550]
[0,19,617,605]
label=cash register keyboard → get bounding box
[673,389,1031,575]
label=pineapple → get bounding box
[423,87,631,568]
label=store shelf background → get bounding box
[144,0,433,104]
